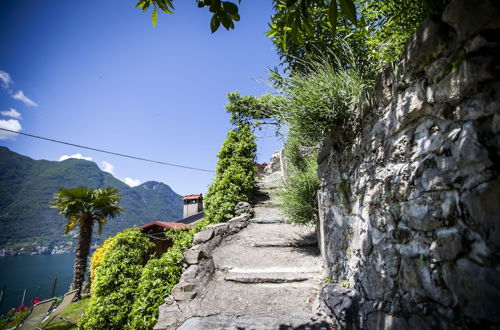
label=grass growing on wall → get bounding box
[278,140,320,225]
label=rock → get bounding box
[401,197,442,231]
[234,201,252,216]
[250,216,288,224]
[442,258,500,322]
[434,55,499,104]
[177,315,330,330]
[171,282,197,301]
[184,249,205,265]
[442,0,500,42]
[224,272,314,284]
[205,223,228,237]
[251,239,317,248]
[321,284,360,329]
[403,16,451,74]
[264,149,283,175]
[154,302,181,330]
[193,228,214,245]
[365,311,412,330]
[461,178,500,253]
[182,265,200,281]
[430,228,464,261]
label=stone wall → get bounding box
[317,0,500,328]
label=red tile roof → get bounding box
[183,194,203,201]
[139,221,190,230]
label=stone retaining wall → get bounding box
[154,211,251,329]
[317,0,500,328]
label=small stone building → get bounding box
[183,194,203,218]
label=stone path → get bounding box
[155,174,331,329]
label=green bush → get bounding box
[89,236,116,293]
[128,124,257,328]
[278,155,320,225]
[204,124,257,224]
[276,57,368,146]
[78,229,153,330]
[129,229,194,329]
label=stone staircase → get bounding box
[154,172,332,329]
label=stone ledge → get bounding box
[155,210,252,329]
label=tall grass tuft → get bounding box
[278,154,320,225]
[276,48,369,146]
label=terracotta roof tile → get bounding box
[138,221,190,230]
[183,194,203,200]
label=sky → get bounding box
[0,0,284,195]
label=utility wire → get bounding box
[0,127,215,173]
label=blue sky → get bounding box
[0,0,283,195]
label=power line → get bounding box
[0,127,215,173]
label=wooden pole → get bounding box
[51,277,58,298]
[21,288,26,306]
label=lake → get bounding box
[0,254,75,315]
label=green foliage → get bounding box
[129,229,194,329]
[127,108,258,328]
[276,54,368,145]
[89,236,116,290]
[137,0,241,31]
[283,133,308,171]
[78,229,153,330]
[269,0,443,74]
[50,186,124,235]
[278,154,319,224]
[204,124,257,224]
[0,307,30,329]
[136,0,362,37]
[44,298,90,330]
[226,92,283,129]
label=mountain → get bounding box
[0,147,183,254]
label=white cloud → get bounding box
[0,70,12,88]
[123,177,141,187]
[1,108,22,119]
[100,161,115,175]
[0,119,21,140]
[58,153,93,161]
[12,90,38,107]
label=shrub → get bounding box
[204,124,257,224]
[128,124,257,328]
[128,229,194,329]
[278,155,320,225]
[124,112,257,329]
[78,229,153,330]
[89,236,116,291]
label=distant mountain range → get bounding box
[0,147,183,255]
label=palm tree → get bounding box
[51,186,123,301]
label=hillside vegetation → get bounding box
[0,147,182,253]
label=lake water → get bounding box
[0,254,75,315]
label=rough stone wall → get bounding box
[317,0,500,328]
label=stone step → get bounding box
[250,239,317,247]
[250,216,288,224]
[253,206,284,218]
[177,314,331,330]
[224,271,318,284]
[173,279,323,321]
[213,243,322,273]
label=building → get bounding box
[183,194,203,218]
[139,221,190,257]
